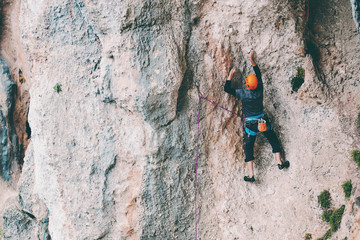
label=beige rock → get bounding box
[0,0,359,239]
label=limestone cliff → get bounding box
[0,58,18,182]
[0,0,360,240]
[351,0,360,39]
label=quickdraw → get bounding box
[194,79,201,96]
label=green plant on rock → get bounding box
[322,209,333,222]
[351,150,360,167]
[329,205,345,232]
[297,66,305,78]
[317,229,332,240]
[291,66,305,92]
[318,190,331,209]
[304,233,312,240]
[316,191,346,239]
[342,180,352,200]
[53,83,62,93]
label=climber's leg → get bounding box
[274,152,282,165]
[264,130,289,169]
[245,161,255,179]
[244,133,256,180]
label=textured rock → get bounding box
[351,0,360,39]
[0,0,32,187]
[2,196,43,240]
[298,54,328,104]
[1,143,51,240]
[0,58,19,181]
[19,1,153,239]
[0,0,359,239]
[18,142,47,221]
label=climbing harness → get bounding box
[244,113,269,136]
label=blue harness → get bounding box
[244,113,268,136]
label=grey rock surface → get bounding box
[18,142,47,222]
[1,143,49,240]
[2,197,43,240]
[351,0,360,39]
[0,0,359,239]
[0,58,19,182]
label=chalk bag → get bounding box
[258,119,267,132]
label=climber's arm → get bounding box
[224,68,236,96]
[248,50,263,88]
[249,50,257,67]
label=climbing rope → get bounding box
[194,96,201,240]
[194,79,242,239]
[43,209,49,240]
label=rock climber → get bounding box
[224,50,289,182]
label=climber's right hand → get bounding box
[248,50,255,60]
[228,68,237,80]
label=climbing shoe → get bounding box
[278,161,290,170]
[244,176,255,182]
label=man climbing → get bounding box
[224,50,289,182]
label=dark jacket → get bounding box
[224,65,263,117]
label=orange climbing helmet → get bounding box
[245,74,258,90]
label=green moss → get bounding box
[291,77,304,92]
[304,233,312,240]
[318,190,331,209]
[297,66,305,79]
[319,205,345,233]
[316,229,332,240]
[53,83,62,93]
[342,180,352,200]
[329,205,345,232]
[322,209,333,222]
[322,229,332,240]
[316,189,346,239]
[351,150,360,168]
[291,66,305,92]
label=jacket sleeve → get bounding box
[224,80,236,96]
[253,65,263,89]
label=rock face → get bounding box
[0,58,19,182]
[2,142,49,239]
[3,205,39,239]
[0,0,360,239]
[2,198,45,240]
[351,0,360,39]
